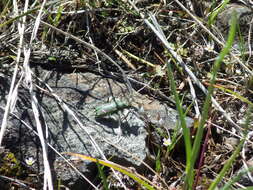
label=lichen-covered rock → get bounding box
[0,68,193,188]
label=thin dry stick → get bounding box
[242,131,253,183]
[22,1,53,189]
[115,49,137,70]
[246,19,253,64]
[0,175,30,189]
[187,76,200,118]
[0,0,26,145]
[209,121,253,146]
[84,10,102,70]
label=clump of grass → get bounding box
[168,10,248,190]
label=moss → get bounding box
[0,151,23,177]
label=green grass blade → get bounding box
[63,152,156,190]
[54,5,63,26]
[189,10,237,190]
[155,149,161,173]
[210,84,253,107]
[209,104,252,190]
[96,160,109,190]
[208,139,244,190]
[208,0,230,26]
[0,0,58,28]
[221,166,253,190]
[167,63,192,187]
[0,0,11,20]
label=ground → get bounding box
[0,0,253,189]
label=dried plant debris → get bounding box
[0,0,253,189]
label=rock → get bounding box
[215,3,252,33]
[0,68,193,188]
[193,2,253,49]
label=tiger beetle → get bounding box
[95,99,131,117]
